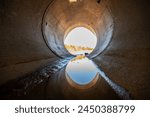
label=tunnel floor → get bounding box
[0,56,131,100]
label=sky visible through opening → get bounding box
[66,56,98,86]
[64,27,98,87]
[64,27,97,55]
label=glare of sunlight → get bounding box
[69,0,77,3]
[64,27,97,55]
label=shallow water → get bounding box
[65,56,98,85]
[65,56,130,99]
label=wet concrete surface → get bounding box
[0,57,131,100]
[94,51,150,100]
[0,57,72,99]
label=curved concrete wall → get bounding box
[43,0,114,58]
[0,0,57,84]
[0,0,149,99]
[94,0,150,99]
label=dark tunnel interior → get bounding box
[0,0,150,100]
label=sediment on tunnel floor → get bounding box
[0,56,131,100]
[0,57,71,99]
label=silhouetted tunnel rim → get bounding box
[41,0,114,58]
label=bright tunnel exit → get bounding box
[64,27,97,56]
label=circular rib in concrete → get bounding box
[42,0,114,58]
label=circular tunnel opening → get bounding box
[64,27,97,56]
[42,0,114,58]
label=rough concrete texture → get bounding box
[0,0,57,85]
[0,0,150,99]
[94,0,150,99]
[0,57,71,99]
[43,0,114,57]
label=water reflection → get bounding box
[65,56,99,88]
[65,55,131,99]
